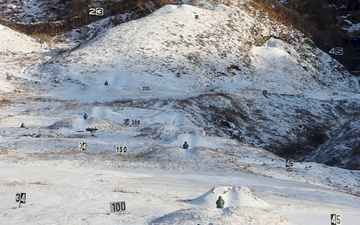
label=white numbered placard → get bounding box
[328,47,343,56]
[15,193,26,203]
[285,159,294,170]
[78,142,87,151]
[131,120,140,126]
[89,7,104,16]
[116,146,127,154]
[110,201,126,213]
[331,214,341,225]
[142,86,151,91]
[123,119,140,126]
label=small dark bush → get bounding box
[350,144,360,156]
[71,0,90,12]
[308,131,328,145]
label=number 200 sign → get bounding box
[331,214,341,225]
[110,201,126,213]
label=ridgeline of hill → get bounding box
[1,0,359,73]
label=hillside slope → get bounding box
[0,24,47,92]
[1,2,360,224]
[1,2,359,170]
[37,3,360,168]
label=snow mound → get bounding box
[188,186,271,208]
[0,80,14,92]
[0,24,43,54]
[0,24,45,92]
[153,4,178,14]
[251,37,320,93]
[47,117,122,132]
[150,206,289,225]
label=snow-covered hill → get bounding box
[0,1,360,224]
[27,2,359,168]
[0,24,47,92]
[52,4,357,93]
[1,1,359,167]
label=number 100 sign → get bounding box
[110,201,126,213]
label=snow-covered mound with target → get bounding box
[47,117,122,132]
[150,207,290,225]
[188,186,271,208]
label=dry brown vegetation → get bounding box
[113,187,140,193]
[71,0,90,12]
[251,0,360,72]
[0,0,178,36]
[251,0,336,42]
[31,33,53,45]
[0,98,11,108]
[155,0,175,6]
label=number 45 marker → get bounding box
[328,47,343,56]
[331,214,341,225]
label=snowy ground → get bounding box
[0,97,359,224]
[1,148,360,225]
[1,2,360,225]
